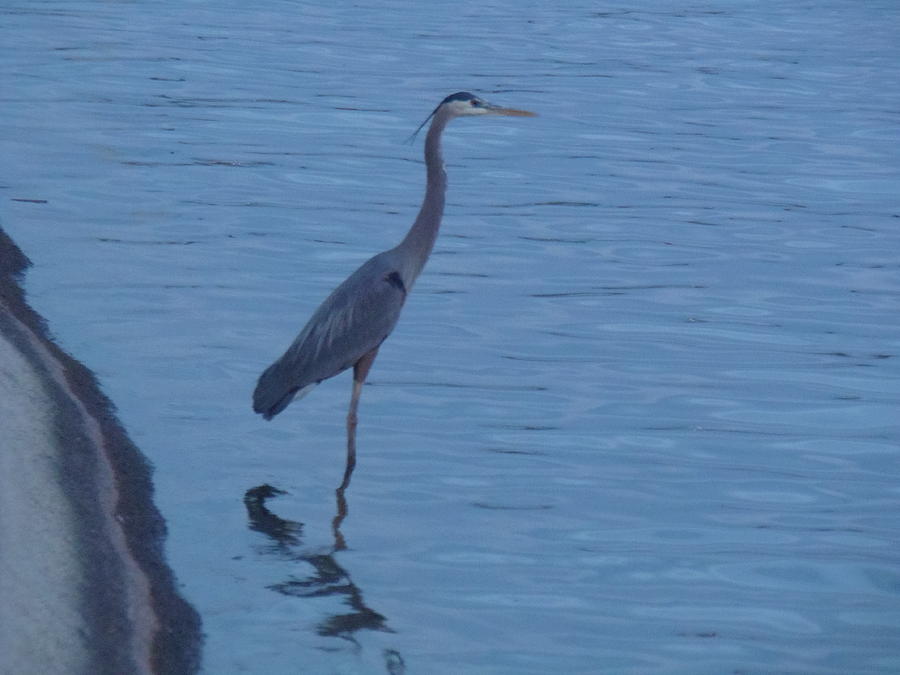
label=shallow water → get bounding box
[3,1,900,673]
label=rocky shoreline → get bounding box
[0,226,202,674]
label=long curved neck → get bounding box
[396,112,449,285]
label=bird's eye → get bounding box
[470,99,479,106]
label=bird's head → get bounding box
[437,91,536,119]
[409,91,535,141]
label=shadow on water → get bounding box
[243,484,405,675]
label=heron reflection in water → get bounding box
[244,485,405,673]
[253,92,535,488]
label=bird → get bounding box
[252,91,535,488]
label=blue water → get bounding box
[3,1,900,673]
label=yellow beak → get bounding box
[487,105,537,117]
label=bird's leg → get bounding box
[339,347,379,491]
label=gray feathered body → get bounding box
[252,249,409,419]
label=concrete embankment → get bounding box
[0,227,201,674]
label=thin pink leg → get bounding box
[339,347,378,491]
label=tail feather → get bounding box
[253,361,317,420]
[254,388,295,420]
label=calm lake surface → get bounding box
[3,1,899,673]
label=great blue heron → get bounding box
[253,92,535,488]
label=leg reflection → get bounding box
[339,420,357,493]
[332,485,349,552]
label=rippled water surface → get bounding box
[4,1,900,673]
